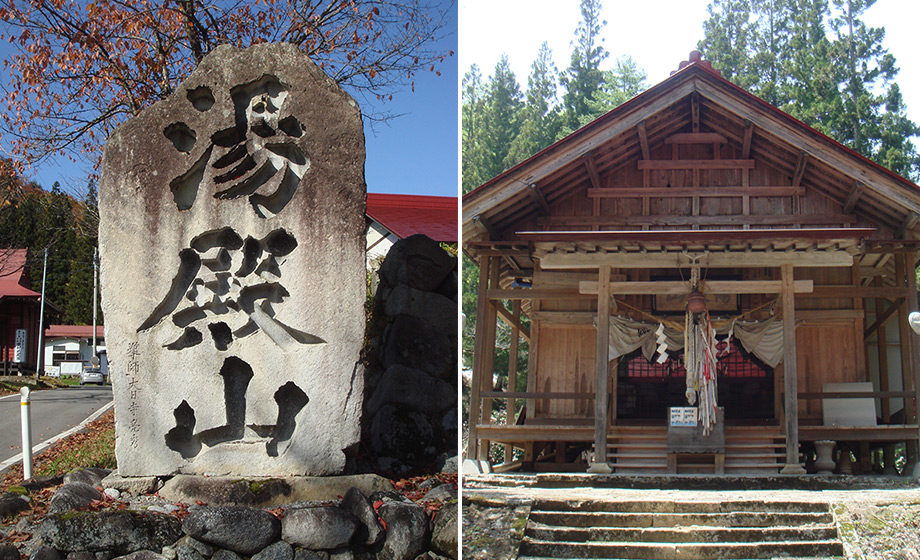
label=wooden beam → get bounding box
[471,215,493,239]
[665,132,727,144]
[843,182,864,214]
[637,159,755,170]
[741,120,753,159]
[780,262,806,474]
[898,213,919,239]
[540,250,854,269]
[587,186,805,198]
[526,183,550,214]
[578,279,814,295]
[864,298,902,341]
[487,288,597,300]
[792,151,809,187]
[583,153,603,190]
[530,311,595,325]
[537,213,857,227]
[801,286,910,299]
[491,300,531,341]
[637,121,651,160]
[588,265,613,473]
[691,92,700,133]
[503,300,521,462]
[479,257,501,461]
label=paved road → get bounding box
[0,385,113,464]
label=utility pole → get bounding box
[92,247,98,360]
[35,247,48,380]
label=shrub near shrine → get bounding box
[99,44,366,477]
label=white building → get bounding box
[43,325,105,377]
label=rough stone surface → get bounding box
[99,42,366,477]
[102,473,164,496]
[292,551,328,560]
[369,406,436,461]
[339,488,385,546]
[377,502,430,560]
[0,544,18,560]
[383,286,455,328]
[381,316,454,383]
[0,491,30,518]
[430,502,457,559]
[41,510,183,554]
[281,507,359,550]
[48,482,105,515]
[160,475,393,507]
[175,545,204,560]
[31,547,63,560]
[209,551,240,560]
[423,485,456,503]
[251,541,293,560]
[64,468,113,487]
[365,365,454,416]
[66,553,96,560]
[182,506,280,555]
[378,235,454,293]
[111,552,167,560]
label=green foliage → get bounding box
[0,165,101,325]
[699,0,920,180]
[34,420,116,476]
[560,0,609,132]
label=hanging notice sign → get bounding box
[669,407,698,427]
[13,329,27,363]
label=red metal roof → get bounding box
[366,193,457,242]
[45,324,105,339]
[0,248,40,299]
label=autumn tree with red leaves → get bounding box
[0,0,453,169]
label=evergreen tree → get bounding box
[505,42,562,166]
[481,55,524,178]
[461,65,489,194]
[559,0,608,134]
[586,55,648,116]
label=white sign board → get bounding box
[670,407,698,427]
[13,329,27,363]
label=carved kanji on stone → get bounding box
[99,44,366,477]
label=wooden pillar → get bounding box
[875,282,891,423]
[503,301,521,464]
[780,263,806,474]
[588,265,613,473]
[467,256,491,460]
[904,254,920,474]
[478,259,500,461]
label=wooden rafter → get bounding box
[491,300,531,341]
[637,121,651,160]
[792,151,809,186]
[741,120,753,159]
[526,183,550,215]
[691,92,700,133]
[582,153,603,190]
[843,182,865,214]
[471,214,493,238]
[898,212,919,238]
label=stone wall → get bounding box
[362,235,457,474]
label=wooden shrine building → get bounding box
[462,52,920,475]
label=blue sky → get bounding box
[4,1,458,199]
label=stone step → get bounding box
[528,510,834,528]
[532,499,830,514]
[524,524,840,544]
[518,538,845,559]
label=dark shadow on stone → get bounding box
[202,248,232,272]
[254,255,281,278]
[251,164,301,218]
[236,237,262,277]
[170,145,212,211]
[262,229,298,256]
[191,227,244,252]
[164,327,203,350]
[266,382,309,456]
[214,153,256,184]
[172,308,207,328]
[139,249,201,331]
[198,357,254,447]
[215,159,277,200]
[233,319,259,339]
[238,283,288,314]
[187,86,215,111]
[209,322,233,351]
[213,143,249,170]
[278,115,304,138]
[164,122,196,153]
[165,400,201,458]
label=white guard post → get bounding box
[20,386,33,480]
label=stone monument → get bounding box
[99,43,366,476]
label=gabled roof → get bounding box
[45,324,105,339]
[0,248,39,299]
[367,193,457,243]
[462,55,920,246]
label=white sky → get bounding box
[459,0,920,132]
